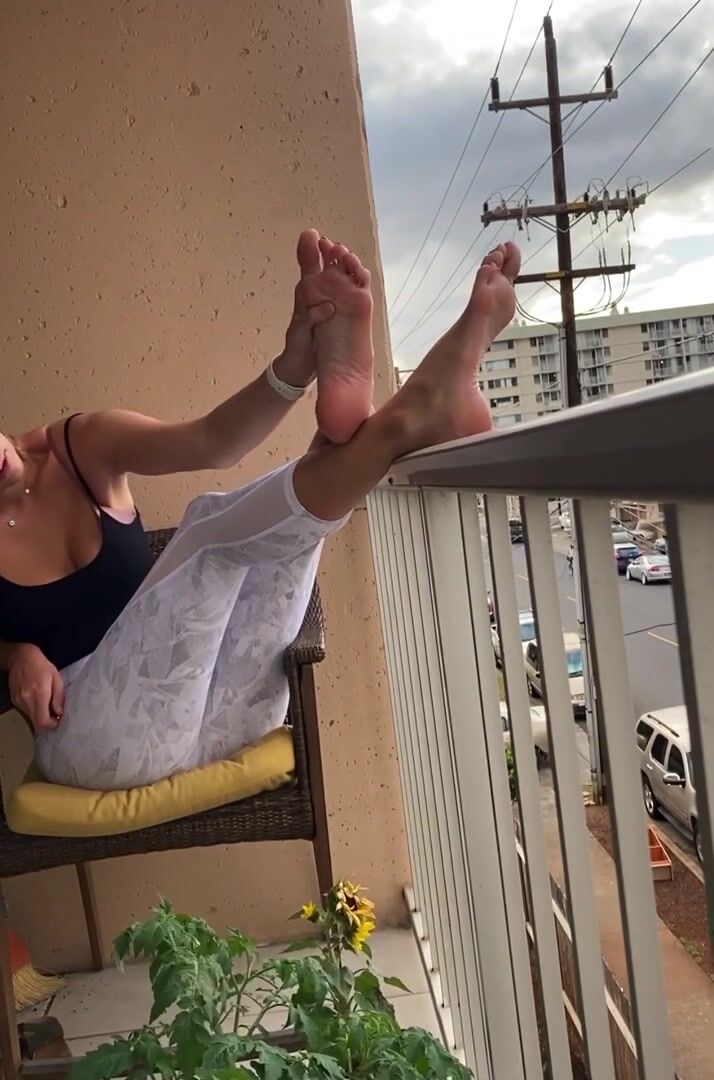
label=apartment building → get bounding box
[479,302,714,427]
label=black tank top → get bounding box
[0,415,155,671]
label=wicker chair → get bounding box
[0,528,333,1078]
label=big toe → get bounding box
[501,241,521,282]
[297,230,322,275]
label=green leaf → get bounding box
[306,1052,350,1078]
[281,937,321,954]
[227,930,257,960]
[382,975,411,994]
[256,1043,294,1080]
[68,1039,138,1080]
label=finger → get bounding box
[296,230,322,276]
[306,301,335,327]
[51,670,65,721]
[32,682,55,732]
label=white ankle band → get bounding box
[265,358,314,401]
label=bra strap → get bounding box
[63,414,100,509]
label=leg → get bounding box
[75,865,103,972]
[34,464,347,790]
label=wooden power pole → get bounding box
[482,14,647,405]
[482,15,649,804]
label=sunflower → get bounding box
[350,917,376,953]
[300,901,320,923]
[333,881,376,930]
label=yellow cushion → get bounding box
[6,727,295,838]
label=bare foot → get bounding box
[297,232,375,444]
[386,242,521,454]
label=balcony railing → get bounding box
[367,370,714,1080]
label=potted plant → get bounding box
[70,882,472,1079]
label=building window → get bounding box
[490,339,514,352]
[641,324,648,333]
[493,413,522,428]
[607,384,614,393]
[485,358,516,371]
[536,392,543,403]
[602,328,608,338]
[491,395,520,408]
[643,343,649,351]
[606,364,612,373]
[533,374,541,384]
[530,337,537,346]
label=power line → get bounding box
[387,0,521,318]
[395,1,702,351]
[499,0,704,205]
[604,48,713,187]
[649,146,711,195]
[390,3,539,330]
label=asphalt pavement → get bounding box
[508,534,683,719]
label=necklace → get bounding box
[7,488,31,528]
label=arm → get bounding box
[53,350,316,481]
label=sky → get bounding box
[351,0,714,367]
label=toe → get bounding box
[319,235,336,267]
[297,230,322,276]
[340,251,371,286]
[483,247,505,269]
[501,241,522,282]
[330,243,349,267]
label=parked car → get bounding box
[654,537,668,555]
[625,553,672,584]
[558,512,571,532]
[491,609,536,665]
[524,632,585,717]
[636,706,702,863]
[509,518,524,543]
[500,701,549,762]
[632,522,658,541]
[611,529,633,545]
[613,542,641,574]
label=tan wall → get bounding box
[0,0,409,969]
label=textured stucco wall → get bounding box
[0,0,409,967]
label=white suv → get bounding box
[636,707,702,863]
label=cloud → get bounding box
[352,0,714,357]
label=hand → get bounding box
[279,283,334,388]
[8,644,65,732]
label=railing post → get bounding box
[422,488,539,1080]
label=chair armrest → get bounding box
[284,586,325,671]
[0,673,11,717]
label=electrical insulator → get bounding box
[490,76,500,103]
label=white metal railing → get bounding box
[367,370,714,1080]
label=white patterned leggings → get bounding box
[34,462,347,791]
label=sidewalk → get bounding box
[540,806,714,1080]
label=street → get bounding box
[510,539,683,718]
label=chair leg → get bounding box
[75,865,104,972]
[301,667,334,900]
[0,885,22,1080]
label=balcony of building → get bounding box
[1,3,713,1080]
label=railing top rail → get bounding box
[384,370,714,500]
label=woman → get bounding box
[0,230,520,791]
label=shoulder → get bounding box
[46,413,137,509]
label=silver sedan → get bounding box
[625,553,672,585]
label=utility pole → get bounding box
[483,15,646,406]
[482,15,648,804]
